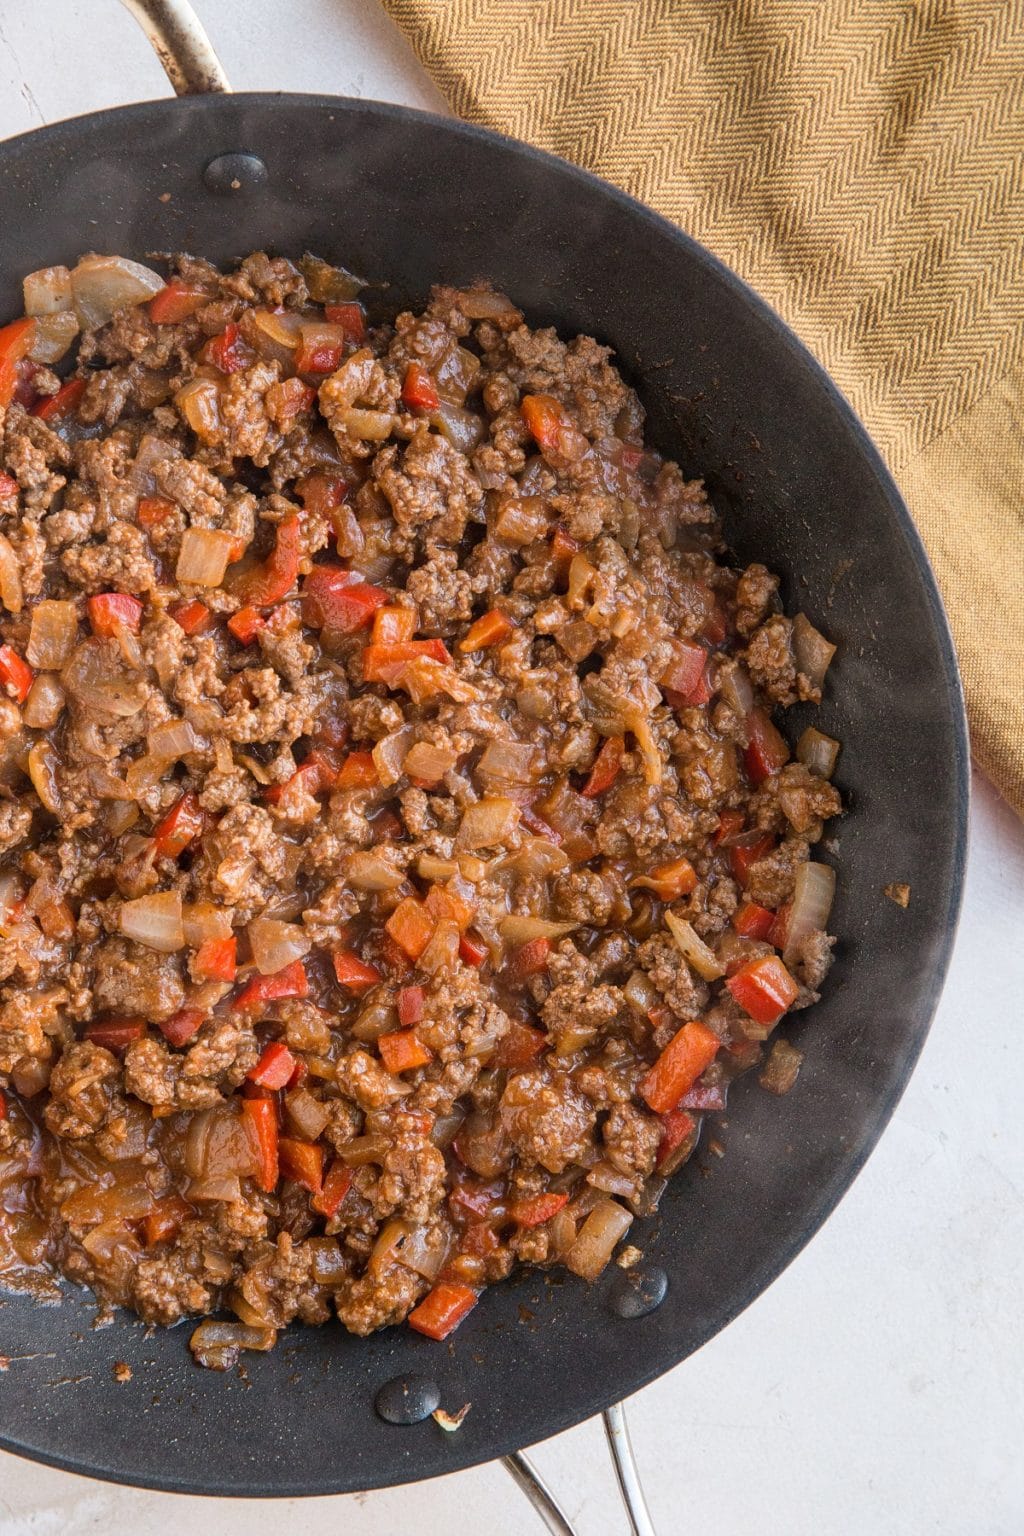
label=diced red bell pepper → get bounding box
[371,604,417,646]
[332,947,382,992]
[714,809,745,846]
[397,985,425,1026]
[227,605,266,645]
[424,884,474,934]
[660,640,712,706]
[458,608,514,653]
[278,1136,324,1195]
[508,936,551,981]
[242,1096,279,1192]
[408,1281,478,1341]
[194,935,237,982]
[324,302,366,343]
[296,336,344,374]
[491,1020,547,1068]
[700,596,729,646]
[168,599,211,636]
[581,735,624,798]
[204,321,247,374]
[733,901,776,941]
[726,955,799,1027]
[729,833,775,888]
[385,897,435,962]
[0,645,34,704]
[448,1174,505,1219]
[0,317,37,409]
[655,1107,697,1169]
[159,1007,206,1047]
[378,1029,433,1075]
[237,515,302,607]
[232,959,309,1012]
[744,707,790,785]
[509,1191,569,1228]
[768,900,792,951]
[142,1193,193,1247]
[311,1159,353,1218]
[634,857,697,901]
[263,748,340,808]
[87,592,144,638]
[362,638,451,685]
[137,494,177,531]
[401,362,440,413]
[149,280,208,324]
[295,472,347,517]
[0,1088,7,1120]
[248,1039,298,1091]
[0,473,18,498]
[521,393,587,459]
[152,791,204,860]
[84,1017,145,1053]
[640,1021,721,1114]
[550,527,580,580]
[459,1221,500,1258]
[301,566,387,632]
[32,376,86,422]
[458,932,488,968]
[335,750,379,790]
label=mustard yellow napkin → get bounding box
[380,0,1024,816]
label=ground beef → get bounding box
[0,251,841,1359]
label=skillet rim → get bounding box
[0,90,970,1495]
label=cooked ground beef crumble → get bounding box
[0,251,841,1364]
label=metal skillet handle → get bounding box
[112,3,657,1531]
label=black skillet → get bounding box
[0,0,969,1505]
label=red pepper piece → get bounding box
[378,1029,433,1075]
[335,750,379,790]
[84,1018,145,1053]
[247,1040,298,1091]
[0,474,18,499]
[324,303,366,342]
[509,1191,569,1228]
[227,605,266,645]
[232,959,309,1012]
[152,792,204,860]
[236,515,302,607]
[726,955,799,1027]
[490,1020,547,1068]
[768,900,792,951]
[581,734,624,798]
[149,280,208,324]
[385,897,435,962]
[660,640,712,706]
[142,1193,194,1247]
[732,901,777,941]
[296,337,344,374]
[550,527,580,581]
[401,362,440,413]
[640,1021,721,1114]
[371,605,418,646]
[87,592,144,638]
[520,393,588,461]
[295,472,347,517]
[203,321,247,374]
[714,808,745,846]
[0,645,33,704]
[458,932,488,968]
[0,317,37,409]
[744,707,790,785]
[397,985,425,1026]
[362,638,450,684]
[0,1088,7,1120]
[32,377,86,422]
[408,1281,478,1341]
[508,936,551,981]
[301,566,388,631]
[263,749,339,807]
[729,833,775,889]
[169,598,211,635]
[194,935,237,982]
[137,494,177,531]
[332,948,382,992]
[311,1159,353,1218]
[278,1136,324,1195]
[242,1097,279,1192]
[159,1007,206,1048]
[655,1107,697,1169]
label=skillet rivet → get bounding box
[203,153,268,195]
[374,1373,442,1425]
[607,1265,668,1319]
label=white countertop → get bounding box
[1,3,1021,1531]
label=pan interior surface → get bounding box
[0,95,968,1495]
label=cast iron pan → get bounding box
[0,14,968,1500]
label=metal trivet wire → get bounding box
[502,1400,658,1536]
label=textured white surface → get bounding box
[0,3,1021,1531]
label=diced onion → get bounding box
[345,848,405,890]
[176,527,237,586]
[247,917,310,975]
[27,600,78,668]
[70,254,165,328]
[417,854,458,882]
[339,1133,390,1165]
[493,495,549,545]
[501,837,569,878]
[419,918,459,975]
[717,660,754,717]
[499,915,577,944]
[587,1161,639,1197]
[403,740,458,784]
[476,739,540,784]
[796,726,840,779]
[429,403,485,452]
[307,1239,348,1288]
[23,674,65,730]
[0,534,23,615]
[23,265,73,316]
[187,1175,242,1203]
[189,1320,276,1370]
[370,1219,448,1282]
[299,254,366,303]
[341,408,395,440]
[792,613,836,692]
[627,713,663,788]
[147,719,205,761]
[29,311,80,365]
[567,553,597,608]
[456,288,520,321]
[783,862,836,964]
[455,796,521,850]
[182,901,234,947]
[285,1086,330,1141]
[120,890,184,952]
[664,911,724,981]
[623,969,659,1015]
[27,741,62,813]
[186,1105,260,1180]
[175,378,222,442]
[252,308,303,348]
[350,1001,398,1042]
[430,1107,466,1149]
[564,1199,633,1281]
[372,726,414,787]
[760,1038,804,1096]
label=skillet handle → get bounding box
[117,0,231,95]
[501,1401,658,1536]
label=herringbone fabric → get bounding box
[380,0,1024,816]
